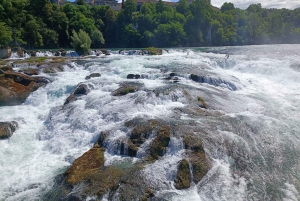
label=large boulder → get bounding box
[0,71,49,106]
[0,121,18,139]
[64,84,90,105]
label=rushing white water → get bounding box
[1,44,300,200]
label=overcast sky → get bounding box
[210,0,300,9]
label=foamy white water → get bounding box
[1,44,300,200]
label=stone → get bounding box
[0,121,18,139]
[112,82,143,96]
[64,84,90,105]
[85,73,101,80]
[0,48,12,59]
[0,71,48,106]
[19,68,39,76]
[174,159,191,189]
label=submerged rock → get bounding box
[0,121,18,139]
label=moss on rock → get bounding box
[174,159,191,190]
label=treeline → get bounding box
[0,0,300,49]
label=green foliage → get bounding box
[71,29,92,56]
[0,0,299,49]
[0,22,12,47]
[91,29,105,48]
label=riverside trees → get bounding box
[0,0,300,49]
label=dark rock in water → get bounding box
[190,74,238,91]
[127,74,135,79]
[112,82,144,96]
[174,159,191,190]
[0,121,18,139]
[64,84,90,105]
[73,84,89,95]
[169,72,178,77]
[127,74,141,79]
[85,73,101,80]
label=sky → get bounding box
[210,0,300,9]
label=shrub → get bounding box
[71,29,92,56]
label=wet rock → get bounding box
[65,146,105,185]
[30,51,37,57]
[39,63,65,74]
[85,73,101,80]
[0,72,48,106]
[0,66,13,74]
[174,159,191,189]
[64,84,90,105]
[182,134,209,183]
[112,82,143,96]
[74,84,89,95]
[169,72,178,77]
[190,74,238,91]
[149,125,171,159]
[0,121,18,139]
[19,68,39,76]
[127,74,135,79]
[125,118,171,159]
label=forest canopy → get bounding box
[0,0,300,49]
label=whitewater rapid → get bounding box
[0,44,300,201]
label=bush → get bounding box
[71,29,91,56]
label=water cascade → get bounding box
[0,44,300,201]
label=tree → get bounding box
[71,29,92,55]
[221,2,235,13]
[0,22,12,47]
[91,29,105,48]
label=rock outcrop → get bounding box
[0,71,49,106]
[0,121,18,139]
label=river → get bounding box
[0,44,300,201]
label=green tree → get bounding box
[91,29,105,48]
[71,29,92,55]
[0,22,12,47]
